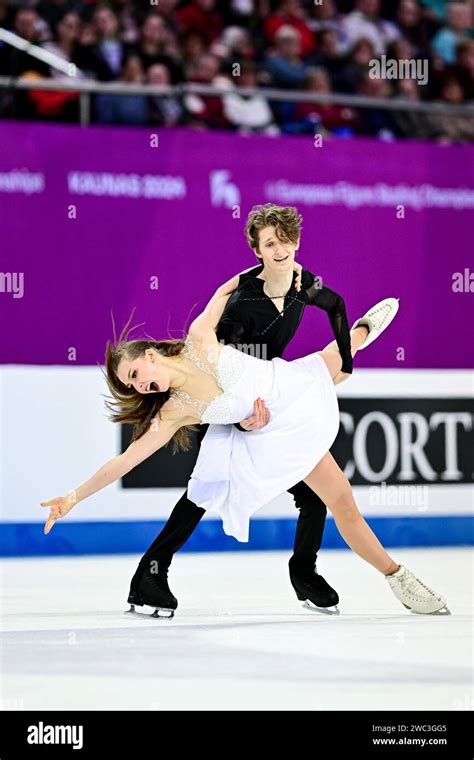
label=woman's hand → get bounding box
[40,492,76,535]
[293,261,302,292]
[239,398,270,430]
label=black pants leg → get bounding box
[128,426,208,598]
[287,480,328,572]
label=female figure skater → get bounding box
[40,275,448,617]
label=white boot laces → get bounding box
[399,569,438,601]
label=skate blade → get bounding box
[408,605,451,616]
[125,604,175,620]
[302,600,340,616]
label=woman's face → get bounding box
[57,12,81,43]
[117,349,171,395]
[255,225,298,274]
[352,41,374,66]
[308,70,331,92]
[441,80,463,104]
[397,0,420,27]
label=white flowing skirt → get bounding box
[188,352,340,542]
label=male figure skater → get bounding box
[127,204,353,614]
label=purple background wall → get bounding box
[1,122,473,367]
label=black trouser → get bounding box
[128,426,328,596]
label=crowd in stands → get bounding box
[0,0,473,141]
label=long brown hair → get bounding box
[100,310,198,453]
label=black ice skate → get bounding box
[126,565,177,620]
[289,558,340,615]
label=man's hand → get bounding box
[293,261,302,292]
[238,398,270,430]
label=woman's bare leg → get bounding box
[319,326,368,384]
[303,452,399,576]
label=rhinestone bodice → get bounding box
[168,335,248,424]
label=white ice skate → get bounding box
[351,297,399,350]
[385,565,450,615]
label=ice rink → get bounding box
[1,547,472,711]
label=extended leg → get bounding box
[303,453,448,613]
[304,452,397,574]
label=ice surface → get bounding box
[1,548,472,711]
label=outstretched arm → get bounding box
[40,415,184,534]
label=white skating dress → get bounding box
[170,335,340,542]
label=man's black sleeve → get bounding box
[302,269,353,374]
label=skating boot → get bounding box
[126,565,177,619]
[386,565,450,615]
[352,297,399,349]
[289,558,340,615]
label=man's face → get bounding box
[255,225,299,274]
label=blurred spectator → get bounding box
[391,77,433,137]
[179,28,208,72]
[310,29,346,86]
[264,0,317,59]
[133,13,184,82]
[95,53,148,123]
[43,11,85,74]
[428,72,474,141]
[338,37,377,93]
[454,39,474,100]
[307,0,348,50]
[342,0,400,56]
[356,72,396,137]
[82,5,133,81]
[146,62,185,125]
[149,0,180,34]
[286,66,358,135]
[419,0,449,23]
[395,0,431,57]
[176,0,224,45]
[212,25,256,65]
[264,25,311,88]
[222,58,279,134]
[37,0,86,32]
[0,0,10,27]
[386,37,416,65]
[184,52,231,129]
[0,7,50,76]
[108,0,140,44]
[431,2,472,64]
